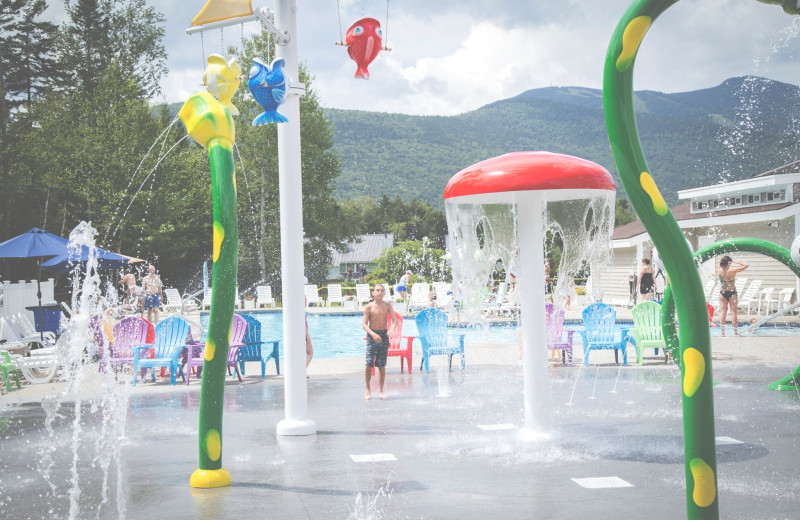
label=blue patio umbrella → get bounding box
[41,246,141,273]
[0,228,70,339]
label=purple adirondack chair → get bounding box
[105,316,150,373]
[546,302,574,365]
[184,314,248,384]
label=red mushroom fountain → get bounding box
[444,151,615,435]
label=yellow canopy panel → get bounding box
[191,0,253,26]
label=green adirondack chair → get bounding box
[630,301,668,365]
[1,350,21,392]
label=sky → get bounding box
[55,1,800,115]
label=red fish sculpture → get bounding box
[345,17,382,79]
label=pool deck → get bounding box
[2,325,800,519]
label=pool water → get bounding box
[200,313,800,360]
[199,312,520,359]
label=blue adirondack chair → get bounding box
[237,314,280,377]
[415,307,466,373]
[630,301,669,365]
[579,302,630,366]
[132,316,191,385]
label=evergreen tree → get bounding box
[58,0,165,97]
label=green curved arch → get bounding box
[605,2,800,517]
[661,238,800,391]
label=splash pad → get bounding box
[444,151,615,433]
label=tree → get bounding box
[58,0,165,97]
[615,198,637,228]
[340,195,447,246]
[0,0,60,237]
[368,239,450,284]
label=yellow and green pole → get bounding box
[179,91,238,488]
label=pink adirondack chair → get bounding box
[105,316,150,373]
[546,303,574,365]
[185,314,248,384]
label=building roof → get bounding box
[752,159,800,178]
[613,201,797,240]
[330,234,394,266]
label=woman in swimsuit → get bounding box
[638,258,655,301]
[716,255,749,336]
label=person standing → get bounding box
[638,258,655,301]
[358,264,367,283]
[717,255,748,336]
[396,270,411,304]
[346,265,353,282]
[120,270,137,305]
[142,264,163,324]
[362,284,397,400]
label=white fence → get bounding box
[0,279,56,323]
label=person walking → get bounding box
[142,264,163,324]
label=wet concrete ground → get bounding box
[1,345,799,520]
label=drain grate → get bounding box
[350,453,397,462]
[477,423,516,431]
[571,477,633,489]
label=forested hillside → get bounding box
[326,76,800,207]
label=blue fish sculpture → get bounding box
[248,57,288,125]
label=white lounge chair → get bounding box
[4,315,59,383]
[737,279,761,314]
[409,283,430,311]
[256,285,276,308]
[304,284,324,307]
[326,284,344,307]
[163,288,184,313]
[756,287,775,316]
[772,287,796,314]
[9,313,57,349]
[356,284,372,306]
[703,278,717,302]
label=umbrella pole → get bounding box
[37,259,44,343]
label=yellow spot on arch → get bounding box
[640,172,669,216]
[205,337,216,361]
[205,429,221,461]
[213,221,225,262]
[233,171,238,197]
[616,16,652,72]
[689,458,716,507]
[683,347,705,397]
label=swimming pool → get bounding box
[200,313,800,360]
[201,312,520,359]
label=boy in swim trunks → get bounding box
[363,283,398,400]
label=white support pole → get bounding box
[516,192,551,436]
[275,0,316,436]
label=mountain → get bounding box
[324,76,800,208]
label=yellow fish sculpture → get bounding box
[203,54,243,116]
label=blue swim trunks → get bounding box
[365,330,389,367]
[144,294,160,310]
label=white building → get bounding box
[600,160,800,307]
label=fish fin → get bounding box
[224,102,239,116]
[252,110,288,126]
[354,67,370,80]
[271,89,285,104]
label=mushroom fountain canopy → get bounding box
[444,151,616,322]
